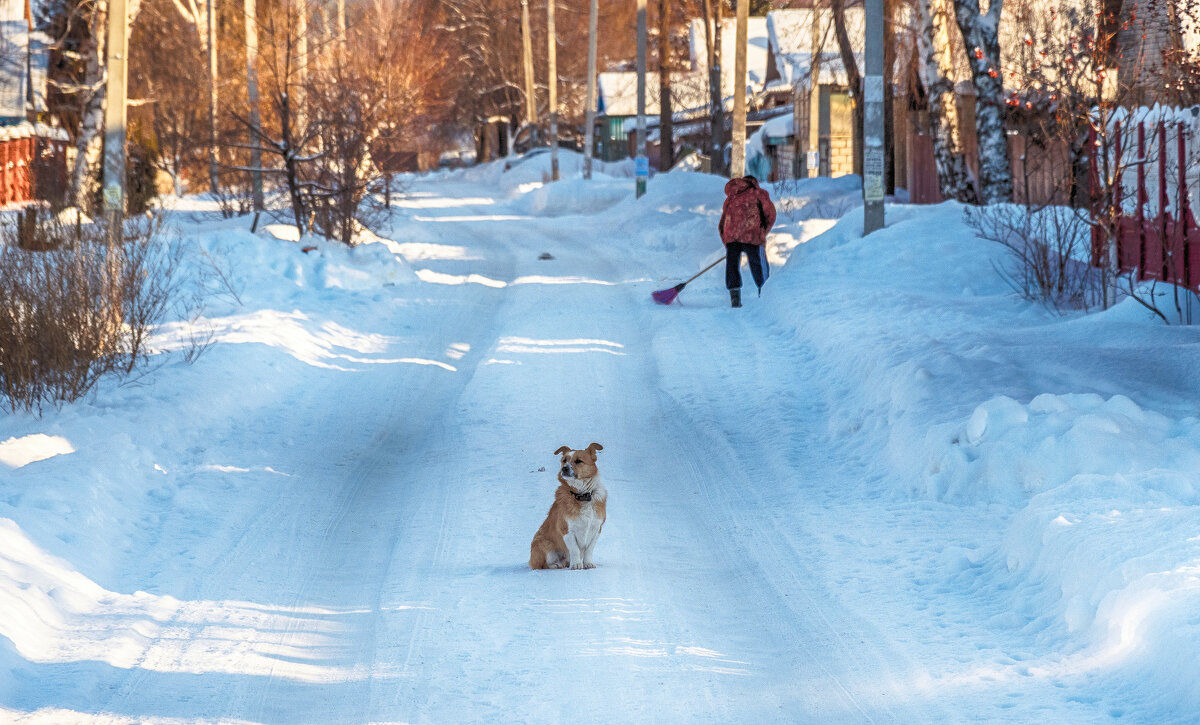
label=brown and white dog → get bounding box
[529,443,607,570]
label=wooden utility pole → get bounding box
[583,0,598,179]
[207,0,219,195]
[863,0,885,233]
[635,0,647,196]
[730,0,749,177]
[245,0,263,210]
[102,0,128,222]
[547,0,559,180]
[521,0,538,140]
[656,0,674,170]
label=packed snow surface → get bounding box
[2,150,1199,723]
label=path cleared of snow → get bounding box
[2,152,1199,723]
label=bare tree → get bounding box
[237,0,318,231]
[830,0,863,176]
[130,0,207,195]
[701,0,725,175]
[309,0,451,243]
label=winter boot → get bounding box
[730,289,742,308]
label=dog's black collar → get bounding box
[572,491,593,502]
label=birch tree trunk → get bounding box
[68,0,148,212]
[917,0,975,202]
[953,0,1011,203]
[69,0,108,212]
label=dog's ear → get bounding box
[554,445,571,456]
[586,442,604,455]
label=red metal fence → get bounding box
[0,124,69,207]
[1088,118,1200,292]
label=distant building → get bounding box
[762,7,863,179]
[592,16,772,167]
[0,0,48,125]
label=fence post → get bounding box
[19,136,31,204]
[1,140,10,205]
[1110,120,1124,307]
[1159,121,1169,281]
[1179,123,1190,294]
[1138,123,1146,277]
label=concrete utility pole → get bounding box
[730,0,749,177]
[862,0,885,233]
[336,0,347,55]
[635,0,647,197]
[521,0,538,141]
[207,0,219,195]
[808,3,822,176]
[245,0,263,210]
[102,0,128,222]
[547,0,559,180]
[583,0,597,179]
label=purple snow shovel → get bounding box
[651,257,724,305]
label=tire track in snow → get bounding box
[96,201,516,722]
[644,299,953,722]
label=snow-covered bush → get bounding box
[965,203,1101,311]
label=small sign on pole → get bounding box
[862,0,885,234]
[863,145,885,202]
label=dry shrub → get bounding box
[0,210,203,413]
[966,204,1103,312]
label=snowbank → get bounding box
[764,196,1200,715]
[508,176,632,217]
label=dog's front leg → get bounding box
[565,534,584,570]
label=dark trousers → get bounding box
[725,242,769,291]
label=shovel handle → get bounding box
[682,256,725,286]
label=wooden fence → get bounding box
[906,131,1073,207]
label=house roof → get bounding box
[0,19,49,122]
[688,16,772,96]
[597,71,711,118]
[765,8,864,89]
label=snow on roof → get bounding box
[0,23,49,121]
[765,8,863,89]
[760,111,794,138]
[598,71,711,118]
[688,16,772,96]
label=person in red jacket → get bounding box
[718,175,776,308]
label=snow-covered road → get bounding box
[5,159,1199,723]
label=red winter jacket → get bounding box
[718,176,776,246]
